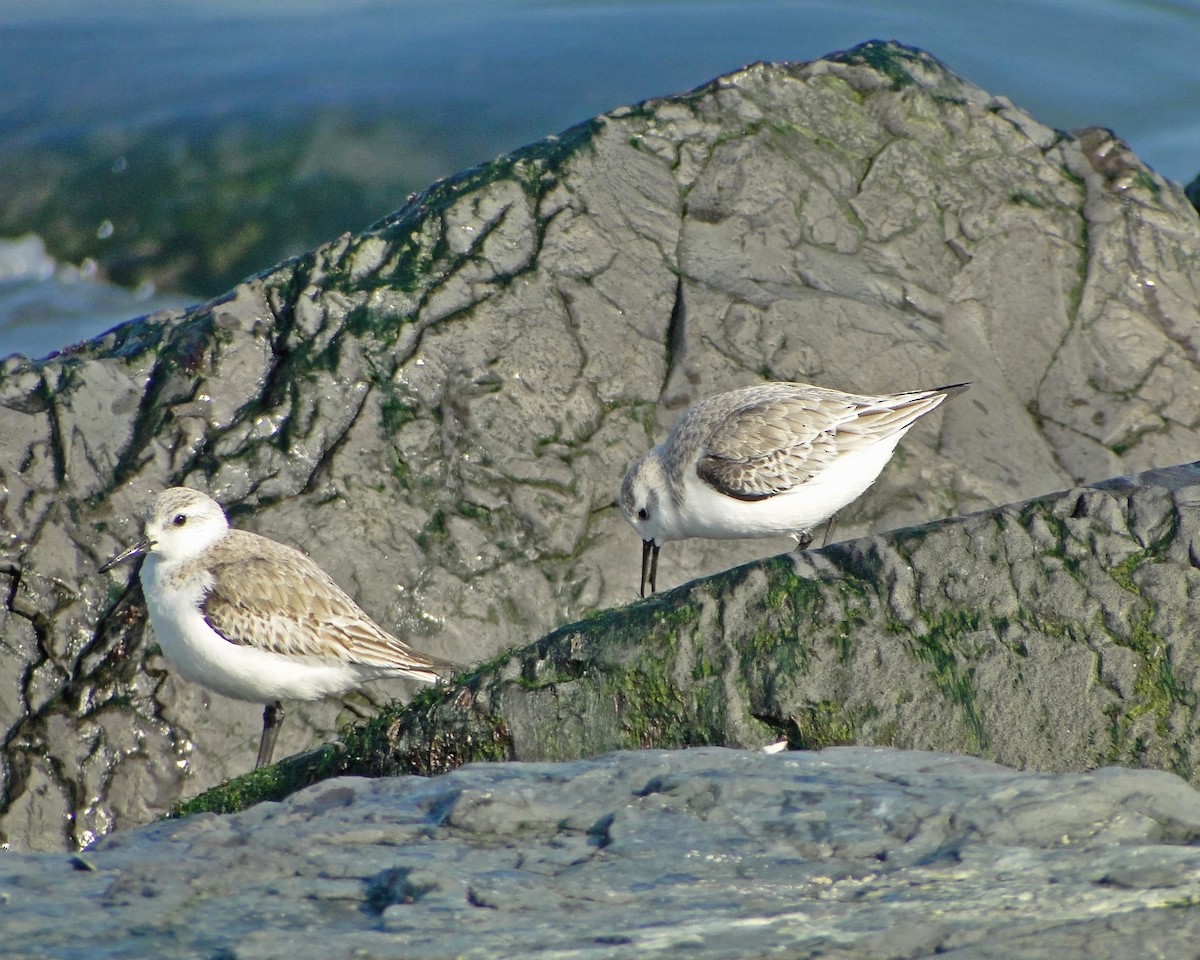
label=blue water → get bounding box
[2,0,1198,359]
[0,236,193,361]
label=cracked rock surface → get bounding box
[3,42,1200,851]
[5,747,1200,959]
[251,462,1200,811]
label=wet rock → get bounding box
[4,748,1200,958]
[3,42,1200,850]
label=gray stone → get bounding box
[3,748,1200,958]
[3,42,1200,851]
[246,462,1194,817]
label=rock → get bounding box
[3,42,1200,851]
[4,748,1200,958]
[185,460,1200,821]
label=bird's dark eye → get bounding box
[172,514,187,527]
[637,508,649,521]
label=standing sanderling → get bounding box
[100,487,453,769]
[619,381,969,596]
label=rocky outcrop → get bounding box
[180,461,1200,820]
[5,747,1200,958]
[3,42,1200,851]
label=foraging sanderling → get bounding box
[100,487,452,768]
[620,381,969,596]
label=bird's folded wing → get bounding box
[696,395,852,500]
[201,550,359,660]
[695,388,950,501]
[200,541,443,676]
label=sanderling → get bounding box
[620,381,969,596]
[100,487,452,769]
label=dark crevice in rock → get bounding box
[39,374,66,488]
[299,386,373,498]
[0,749,31,848]
[585,812,615,849]
[110,318,212,489]
[662,274,686,395]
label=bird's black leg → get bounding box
[794,513,839,554]
[256,700,285,769]
[640,540,661,598]
[821,512,840,547]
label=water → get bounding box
[2,0,1197,360]
[0,236,194,361]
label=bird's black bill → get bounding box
[639,539,661,598]
[256,700,285,769]
[98,537,151,573]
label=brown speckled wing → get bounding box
[695,394,852,500]
[694,387,949,501]
[198,530,446,680]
